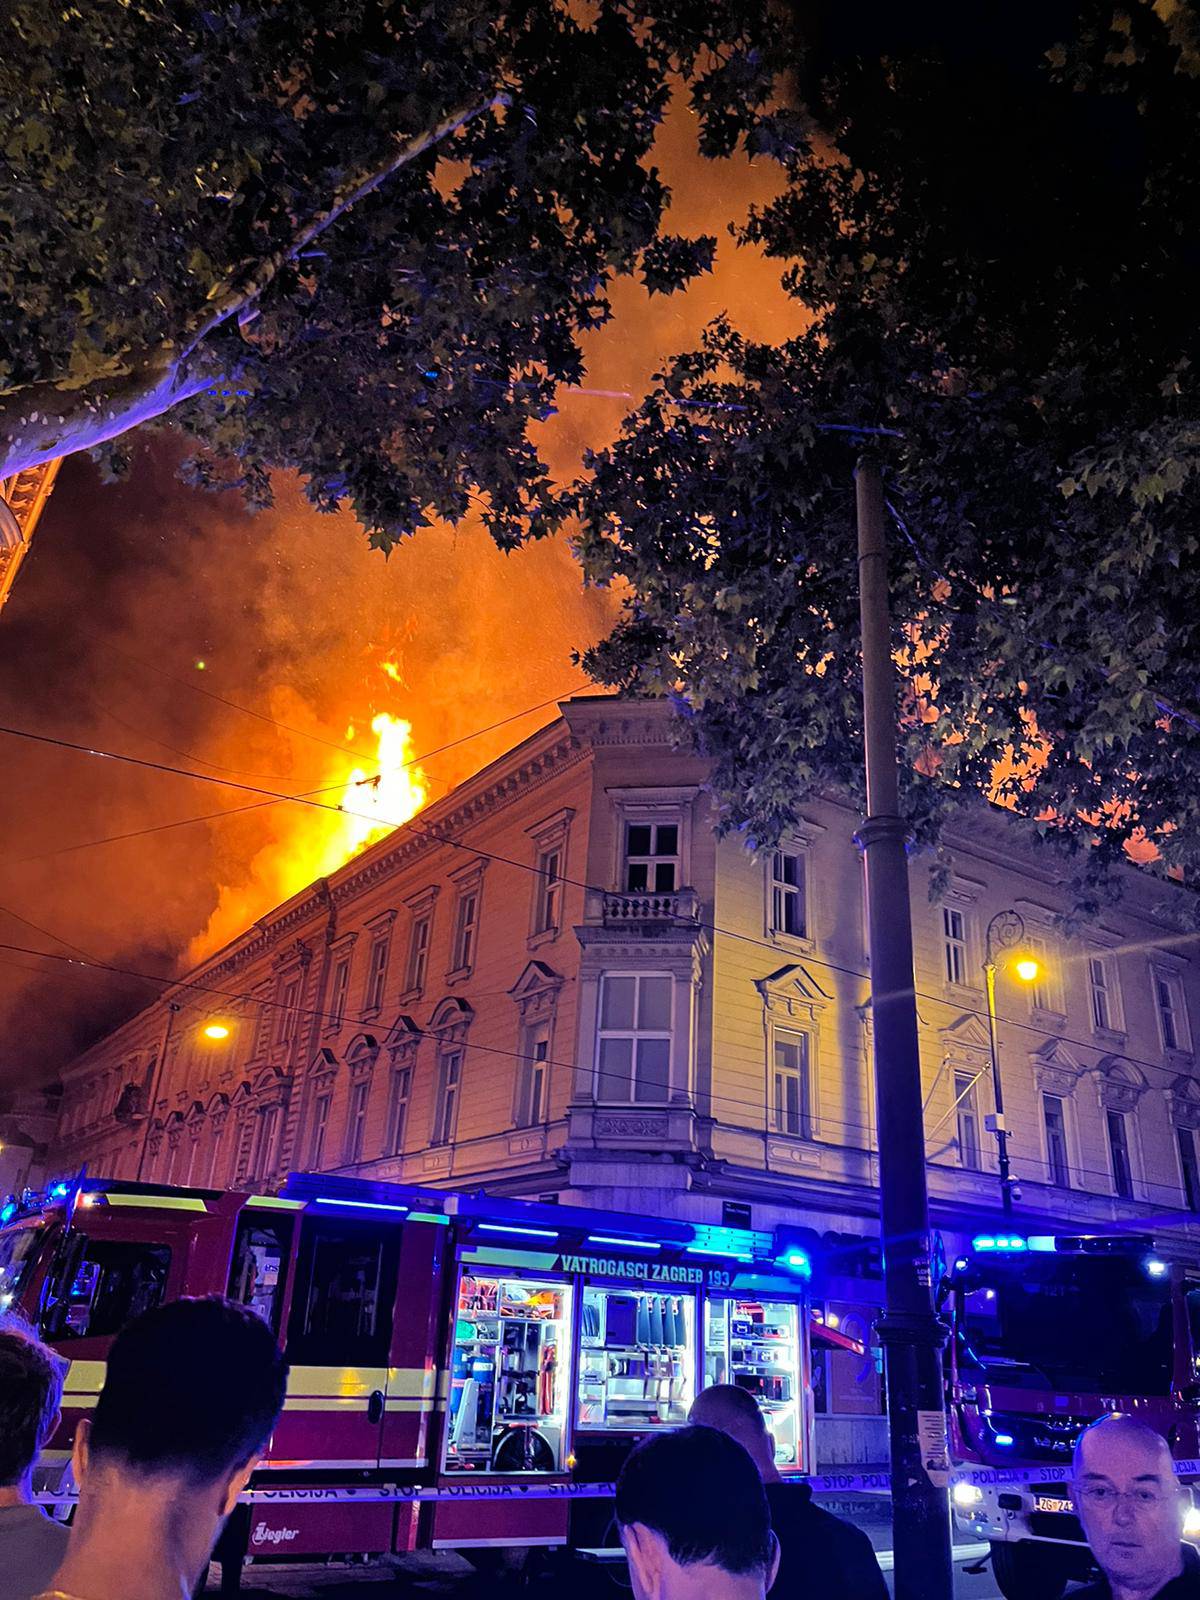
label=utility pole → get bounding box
[853,452,954,1600]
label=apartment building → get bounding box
[45,695,1200,1461]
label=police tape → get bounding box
[34,1459,1200,1510]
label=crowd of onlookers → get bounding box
[0,1301,1198,1599]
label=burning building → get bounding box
[44,695,1200,1464]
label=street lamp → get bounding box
[983,910,1041,1215]
[201,1022,231,1041]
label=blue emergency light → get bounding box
[972,1235,1027,1253]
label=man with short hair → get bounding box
[1072,1413,1200,1599]
[0,1319,68,1600]
[690,1384,888,1600]
[615,1424,780,1600]
[36,1296,288,1600]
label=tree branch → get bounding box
[180,93,509,359]
[0,92,508,479]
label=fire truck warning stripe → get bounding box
[63,1361,106,1395]
[281,1397,438,1413]
[285,1366,435,1398]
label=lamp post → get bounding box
[982,910,1041,1215]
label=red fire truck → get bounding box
[0,1170,850,1578]
[942,1230,1200,1600]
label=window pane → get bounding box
[626,824,652,857]
[634,1038,670,1102]
[626,861,649,891]
[44,1240,172,1342]
[600,976,636,1030]
[653,861,677,892]
[597,1037,633,1102]
[655,824,678,856]
[638,976,672,1031]
[286,1221,400,1366]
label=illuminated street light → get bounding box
[983,910,1043,1215]
[201,1022,231,1041]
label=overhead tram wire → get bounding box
[3,717,1200,1099]
[2,934,1195,1207]
[14,684,592,864]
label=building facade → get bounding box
[44,697,1200,1462]
[0,459,61,613]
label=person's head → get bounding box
[1072,1414,1186,1590]
[76,1296,288,1529]
[689,1385,777,1481]
[616,1425,779,1600]
[0,1317,64,1497]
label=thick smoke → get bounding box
[0,100,798,1085]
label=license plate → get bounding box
[1034,1495,1074,1515]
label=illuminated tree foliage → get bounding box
[578,1,1200,905]
[0,0,771,546]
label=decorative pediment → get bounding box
[429,995,474,1045]
[345,1033,380,1079]
[387,1015,422,1063]
[1096,1054,1148,1112]
[1167,1074,1200,1131]
[308,1047,339,1080]
[183,1099,206,1127]
[1031,1037,1083,1096]
[509,961,565,1023]
[755,964,831,1023]
[249,1063,290,1103]
[940,1013,992,1060]
[204,1091,229,1117]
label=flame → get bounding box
[189,676,429,962]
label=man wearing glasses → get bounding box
[1072,1414,1200,1598]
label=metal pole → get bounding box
[853,452,954,1600]
[136,1001,179,1182]
[983,959,1015,1215]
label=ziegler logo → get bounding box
[252,1523,300,1547]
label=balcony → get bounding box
[585,887,700,929]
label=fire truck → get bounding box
[943,1230,1200,1600]
[0,1170,851,1578]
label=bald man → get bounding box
[1072,1414,1200,1599]
[689,1386,887,1600]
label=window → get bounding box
[623,822,679,894]
[285,1218,401,1366]
[329,957,351,1030]
[1180,1128,1200,1212]
[227,1214,293,1332]
[1090,956,1118,1032]
[772,1029,813,1138]
[309,1092,331,1168]
[42,1239,171,1342]
[452,891,479,973]
[386,1063,412,1154]
[770,852,807,939]
[276,977,302,1046]
[1154,971,1188,1053]
[943,908,968,987]
[251,1104,280,1179]
[533,846,563,936]
[405,915,431,994]
[1107,1109,1134,1199]
[516,1026,551,1127]
[1026,937,1056,1013]
[596,974,671,1103]
[345,1078,370,1163]
[956,1072,982,1170]
[1043,1094,1070,1188]
[432,1048,464,1145]
[364,936,389,1013]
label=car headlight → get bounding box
[953,1482,984,1509]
